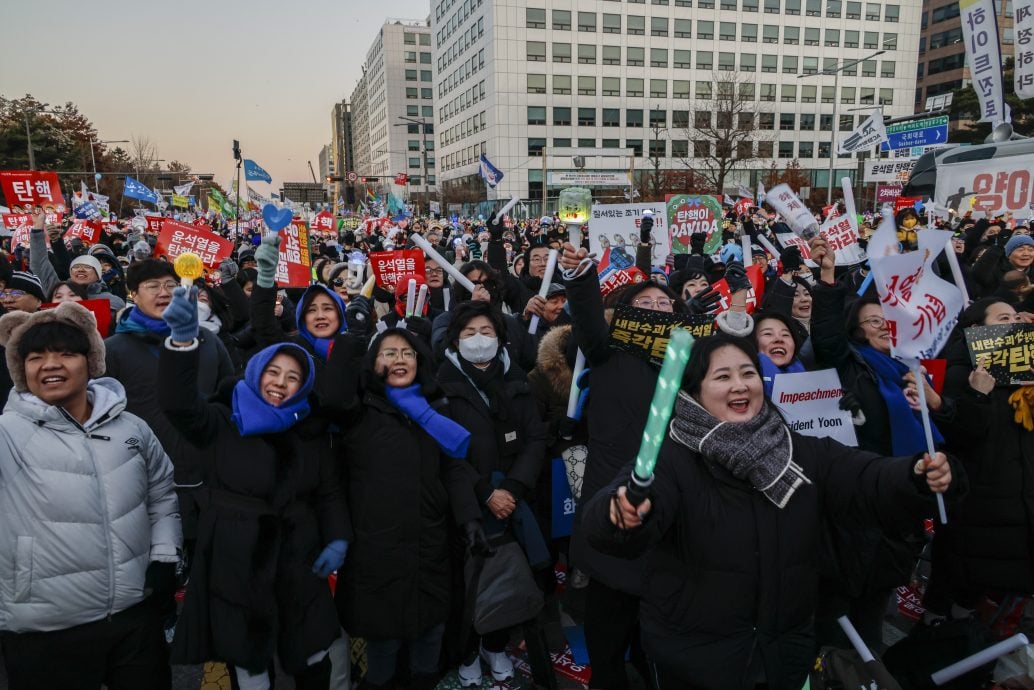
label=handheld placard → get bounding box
[626,329,694,507]
[174,252,204,288]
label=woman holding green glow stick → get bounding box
[582,333,961,690]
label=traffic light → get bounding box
[326,176,344,183]
[232,140,241,161]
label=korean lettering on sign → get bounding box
[609,305,715,366]
[965,323,1034,384]
[960,0,1009,124]
[1016,0,1034,98]
[369,250,425,291]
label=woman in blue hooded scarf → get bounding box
[158,287,350,690]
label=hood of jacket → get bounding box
[534,324,574,398]
[5,377,127,433]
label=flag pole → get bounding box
[911,358,948,524]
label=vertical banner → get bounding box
[276,220,312,287]
[960,0,1011,124]
[1016,0,1034,99]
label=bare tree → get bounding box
[677,71,772,196]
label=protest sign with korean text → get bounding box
[776,217,864,267]
[864,160,917,184]
[275,221,313,287]
[369,249,425,292]
[764,185,819,238]
[960,0,1010,125]
[154,219,233,268]
[1016,0,1034,98]
[66,220,101,244]
[1,211,61,235]
[608,304,715,367]
[965,323,1034,384]
[0,171,66,212]
[589,202,669,260]
[771,369,858,446]
[312,211,336,236]
[666,195,723,255]
[934,156,1034,217]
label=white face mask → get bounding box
[458,333,498,364]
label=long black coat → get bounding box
[437,353,547,504]
[581,431,962,690]
[157,345,348,675]
[936,339,1034,594]
[564,265,658,595]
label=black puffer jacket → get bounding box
[581,431,962,690]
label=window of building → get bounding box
[696,81,713,99]
[672,140,690,157]
[408,139,420,151]
[579,44,597,63]
[879,88,894,105]
[801,84,817,102]
[553,74,571,94]
[553,138,572,148]
[697,51,713,69]
[628,15,646,34]
[527,42,546,61]
[744,0,759,10]
[527,106,546,125]
[720,22,736,39]
[695,111,712,128]
[578,76,596,95]
[602,138,621,148]
[800,113,815,129]
[553,42,571,62]
[409,157,421,168]
[603,13,621,32]
[763,24,779,42]
[420,70,432,81]
[650,79,667,97]
[825,28,840,46]
[405,69,418,81]
[404,51,417,63]
[648,140,666,157]
[673,110,690,128]
[628,46,645,66]
[627,139,644,156]
[736,141,753,158]
[404,32,417,45]
[840,86,855,104]
[627,109,644,127]
[420,52,432,64]
[603,108,621,126]
[860,87,875,104]
[603,45,621,64]
[419,33,431,46]
[651,48,668,67]
[742,23,758,42]
[627,78,645,96]
[784,26,799,44]
[649,109,667,127]
[528,138,545,156]
[525,7,550,28]
[674,18,692,37]
[844,30,859,47]
[406,87,418,98]
[804,27,819,45]
[718,51,735,70]
[421,87,432,99]
[760,83,776,101]
[806,0,820,14]
[553,9,571,29]
[762,54,777,72]
[603,77,621,96]
[783,55,798,74]
[885,4,899,21]
[741,52,757,71]
[553,107,571,125]
[846,1,860,18]
[697,20,714,39]
[694,140,712,157]
[778,141,794,158]
[820,86,833,103]
[578,107,596,126]
[759,112,775,129]
[863,30,878,49]
[739,82,756,99]
[765,0,780,11]
[865,2,880,19]
[578,11,597,30]
[826,0,841,16]
[785,0,801,13]
[652,16,669,36]
[780,113,796,130]
[781,83,797,101]
[881,60,895,78]
[578,137,596,148]
[861,59,876,77]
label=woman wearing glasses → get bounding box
[809,236,957,654]
[326,326,485,690]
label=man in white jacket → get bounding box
[0,302,181,689]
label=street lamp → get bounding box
[798,49,886,204]
[88,139,129,192]
[395,116,432,213]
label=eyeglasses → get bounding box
[633,297,673,310]
[0,290,26,298]
[529,255,549,265]
[860,317,887,329]
[378,348,417,361]
[138,280,179,293]
[425,268,444,276]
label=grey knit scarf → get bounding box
[669,391,811,509]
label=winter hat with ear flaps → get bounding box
[0,301,106,392]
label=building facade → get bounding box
[331,100,355,204]
[347,20,438,208]
[431,0,920,207]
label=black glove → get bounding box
[558,416,577,441]
[639,215,654,245]
[144,561,178,614]
[687,288,722,315]
[405,315,432,341]
[780,246,803,273]
[838,390,867,426]
[689,232,707,256]
[725,262,752,293]
[344,295,373,335]
[463,520,495,558]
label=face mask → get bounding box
[458,333,498,364]
[197,301,213,322]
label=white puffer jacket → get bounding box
[0,378,181,633]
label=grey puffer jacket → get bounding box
[0,378,181,633]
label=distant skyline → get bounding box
[1,0,432,191]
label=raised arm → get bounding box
[559,242,612,367]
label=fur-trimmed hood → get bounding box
[535,324,574,399]
[0,301,106,392]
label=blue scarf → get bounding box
[759,352,807,399]
[231,343,315,437]
[116,306,171,336]
[855,344,943,456]
[385,384,471,459]
[295,284,347,361]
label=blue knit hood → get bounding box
[231,343,315,436]
[294,284,347,361]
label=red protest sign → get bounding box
[67,220,101,244]
[599,266,647,297]
[275,220,312,287]
[895,196,920,214]
[40,298,112,337]
[154,219,233,268]
[145,215,163,234]
[2,211,61,231]
[710,277,759,315]
[313,211,335,235]
[0,171,66,212]
[920,358,947,394]
[369,250,425,291]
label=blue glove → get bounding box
[162,286,199,342]
[255,233,281,288]
[312,540,348,578]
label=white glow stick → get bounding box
[414,283,428,316]
[837,616,875,663]
[912,359,949,524]
[492,195,520,225]
[842,177,858,233]
[756,234,781,260]
[566,223,582,249]
[931,633,1029,685]
[943,238,970,306]
[741,235,752,266]
[404,278,417,318]
[410,232,476,292]
[565,349,587,419]
[529,249,559,335]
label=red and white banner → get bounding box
[394,173,409,186]
[2,211,61,233]
[145,215,163,234]
[66,220,102,244]
[369,249,424,291]
[0,171,66,212]
[154,219,233,268]
[709,264,764,316]
[876,185,903,203]
[312,211,335,235]
[776,214,864,267]
[275,221,312,287]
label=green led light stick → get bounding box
[626,328,694,506]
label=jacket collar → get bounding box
[6,377,128,433]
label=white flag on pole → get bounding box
[960,0,1011,124]
[837,110,888,154]
[1015,0,1034,99]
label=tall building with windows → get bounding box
[331,100,355,203]
[348,19,438,206]
[915,0,1014,114]
[431,0,920,207]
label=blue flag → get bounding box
[243,159,272,183]
[73,202,101,220]
[123,177,161,204]
[478,153,503,188]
